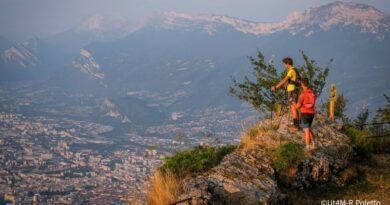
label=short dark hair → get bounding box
[301,77,309,87]
[282,57,293,66]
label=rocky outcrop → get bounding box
[179,148,284,205]
[176,115,353,205]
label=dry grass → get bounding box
[239,122,282,151]
[146,170,182,205]
[128,199,144,205]
[240,124,262,150]
[240,133,257,150]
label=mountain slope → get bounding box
[0,16,139,81]
[3,2,390,116]
[0,38,76,81]
[53,2,389,115]
[45,16,138,53]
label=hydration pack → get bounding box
[288,67,301,87]
[303,89,316,109]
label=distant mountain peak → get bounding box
[156,11,285,35]
[152,2,389,37]
[302,1,389,33]
[75,16,130,32]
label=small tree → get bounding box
[375,94,390,122]
[230,51,330,115]
[353,109,369,129]
[296,51,331,97]
[229,51,284,113]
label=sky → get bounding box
[0,0,389,41]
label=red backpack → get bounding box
[303,89,316,110]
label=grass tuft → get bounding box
[239,123,281,151]
[146,171,182,205]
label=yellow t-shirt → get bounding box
[286,67,297,92]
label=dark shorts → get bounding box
[301,113,314,129]
[288,90,298,105]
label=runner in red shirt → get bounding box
[293,77,317,153]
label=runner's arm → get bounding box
[275,76,290,90]
[294,94,304,109]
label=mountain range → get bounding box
[1,1,389,123]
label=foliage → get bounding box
[230,51,330,115]
[273,142,304,171]
[322,93,348,121]
[353,109,369,128]
[341,98,390,158]
[284,154,390,205]
[341,124,373,161]
[229,51,284,113]
[160,145,236,178]
[375,94,390,122]
[295,50,331,97]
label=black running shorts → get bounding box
[301,113,314,128]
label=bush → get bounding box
[160,145,236,178]
[341,124,373,161]
[273,142,304,171]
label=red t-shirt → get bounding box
[298,88,316,114]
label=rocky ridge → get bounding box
[156,2,389,37]
[176,115,353,205]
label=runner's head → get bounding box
[282,57,293,69]
[301,77,309,88]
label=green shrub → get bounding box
[273,142,304,171]
[341,125,373,161]
[160,145,236,178]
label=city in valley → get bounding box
[0,89,251,204]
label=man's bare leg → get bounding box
[289,105,299,132]
[310,130,317,149]
[291,104,298,120]
[303,128,310,146]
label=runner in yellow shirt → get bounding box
[271,57,300,131]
